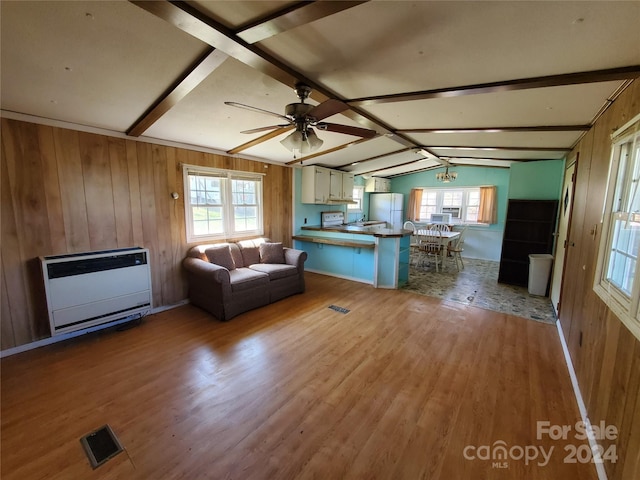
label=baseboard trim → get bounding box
[555,320,608,480]
[0,300,189,358]
[304,268,374,285]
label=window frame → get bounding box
[418,187,484,224]
[183,164,264,243]
[593,113,640,340]
[347,185,365,213]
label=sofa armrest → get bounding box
[284,248,307,271]
[182,257,230,285]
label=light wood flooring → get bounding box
[1,273,597,480]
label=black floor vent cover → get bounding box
[329,305,350,314]
[80,424,124,469]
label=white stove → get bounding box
[321,211,345,228]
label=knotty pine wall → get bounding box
[558,79,639,480]
[1,118,293,350]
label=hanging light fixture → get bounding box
[436,164,457,183]
[280,126,323,157]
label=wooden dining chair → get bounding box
[403,221,420,267]
[449,225,467,271]
[417,229,443,272]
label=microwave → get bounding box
[430,213,452,224]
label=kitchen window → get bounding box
[418,187,484,223]
[594,113,640,340]
[183,165,264,243]
[347,185,365,213]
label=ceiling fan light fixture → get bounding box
[280,128,323,154]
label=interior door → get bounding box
[550,158,577,316]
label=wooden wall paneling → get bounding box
[108,137,134,248]
[78,132,117,250]
[0,259,16,349]
[613,338,640,480]
[151,144,175,306]
[558,131,593,347]
[0,125,32,348]
[603,324,639,480]
[37,125,67,254]
[136,142,162,308]
[149,145,173,301]
[53,127,91,252]
[581,299,612,418]
[568,133,595,359]
[165,147,187,304]
[3,120,52,341]
[620,355,640,480]
[125,139,145,247]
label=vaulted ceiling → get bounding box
[2,1,639,177]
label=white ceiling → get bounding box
[2,1,639,177]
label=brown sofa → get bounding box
[183,238,307,321]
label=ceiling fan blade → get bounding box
[308,99,349,121]
[224,101,290,122]
[240,124,290,134]
[321,123,378,138]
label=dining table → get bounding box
[415,229,460,247]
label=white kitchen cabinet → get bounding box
[301,166,331,204]
[303,167,355,203]
[329,170,343,201]
[365,177,391,192]
[341,172,355,201]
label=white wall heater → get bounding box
[41,247,152,335]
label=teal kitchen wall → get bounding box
[508,159,565,200]
[391,165,511,260]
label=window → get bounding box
[183,165,263,243]
[419,191,438,220]
[418,187,483,223]
[594,113,640,340]
[348,185,365,213]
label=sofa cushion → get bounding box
[228,267,269,292]
[259,242,285,264]
[205,245,235,271]
[238,244,260,267]
[249,263,297,280]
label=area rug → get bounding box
[402,257,557,324]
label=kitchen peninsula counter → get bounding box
[300,224,412,237]
[293,225,411,288]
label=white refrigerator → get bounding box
[369,193,404,229]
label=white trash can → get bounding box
[528,254,554,296]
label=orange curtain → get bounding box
[407,188,423,221]
[478,186,497,224]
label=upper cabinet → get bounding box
[302,166,355,204]
[301,166,331,204]
[341,172,354,201]
[365,177,391,192]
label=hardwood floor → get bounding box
[1,273,597,480]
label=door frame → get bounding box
[550,153,578,317]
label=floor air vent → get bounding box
[80,424,124,469]
[329,305,350,314]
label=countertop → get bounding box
[300,225,411,238]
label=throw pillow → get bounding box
[205,245,235,271]
[259,242,285,264]
[239,244,260,266]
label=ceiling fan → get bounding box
[225,83,377,156]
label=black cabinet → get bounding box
[498,199,558,286]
